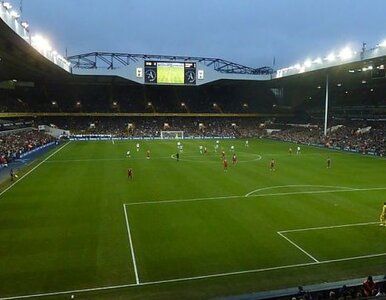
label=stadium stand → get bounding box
[0,129,56,166]
[1,4,386,299]
[219,275,386,300]
[24,117,385,156]
[269,121,386,157]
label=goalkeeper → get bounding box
[380,202,386,226]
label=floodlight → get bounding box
[10,10,20,18]
[181,102,185,107]
[337,83,342,87]
[367,65,373,70]
[339,47,353,60]
[21,21,29,29]
[313,57,322,64]
[326,53,335,62]
[304,59,312,68]
[362,80,367,84]
[2,2,12,9]
[31,35,52,52]
[147,102,152,106]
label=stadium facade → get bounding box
[1,1,386,125]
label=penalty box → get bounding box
[277,222,386,263]
[121,196,386,284]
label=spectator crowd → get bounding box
[54,117,385,157]
[286,275,385,300]
[270,121,386,157]
[0,129,56,167]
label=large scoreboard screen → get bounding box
[144,61,196,85]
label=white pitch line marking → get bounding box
[170,153,262,163]
[245,184,356,197]
[3,252,386,300]
[126,194,242,206]
[44,156,173,163]
[278,221,380,234]
[126,186,386,206]
[277,232,319,262]
[0,142,71,198]
[123,204,140,285]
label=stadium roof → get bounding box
[0,11,385,93]
[67,52,274,75]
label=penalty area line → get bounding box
[278,221,380,234]
[126,186,386,206]
[0,142,71,199]
[123,204,140,285]
[245,184,357,197]
[277,232,319,262]
[3,252,386,300]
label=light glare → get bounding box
[10,10,20,18]
[31,35,52,52]
[2,2,12,9]
[339,47,353,60]
[21,21,29,29]
[313,57,322,64]
[326,53,335,62]
[304,59,312,68]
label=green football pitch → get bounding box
[0,139,385,299]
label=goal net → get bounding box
[160,131,184,140]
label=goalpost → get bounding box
[160,131,184,140]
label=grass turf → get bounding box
[0,138,385,299]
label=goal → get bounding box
[160,131,184,140]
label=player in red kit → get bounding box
[232,153,237,165]
[128,168,133,180]
[223,159,228,171]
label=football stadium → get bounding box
[0,1,386,299]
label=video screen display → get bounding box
[157,62,184,84]
[144,61,196,85]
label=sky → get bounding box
[13,0,386,68]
